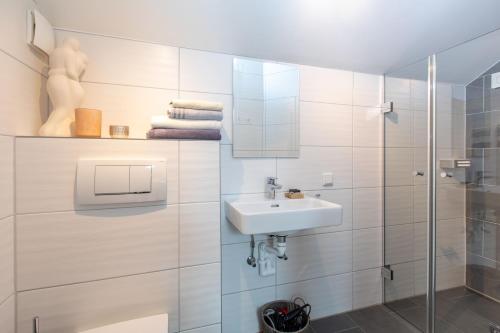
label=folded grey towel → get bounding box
[147,128,221,140]
[168,108,223,121]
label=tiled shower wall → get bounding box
[383,74,466,302]
[0,1,48,332]
[466,63,500,301]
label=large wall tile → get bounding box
[385,224,414,265]
[384,262,414,301]
[385,186,412,225]
[299,65,353,105]
[437,184,465,220]
[179,91,233,144]
[353,106,383,147]
[0,295,15,333]
[353,148,382,188]
[16,138,179,213]
[353,188,382,229]
[220,145,276,195]
[221,287,275,333]
[0,217,14,304]
[180,49,233,94]
[17,269,179,333]
[180,264,221,331]
[277,273,352,319]
[277,146,352,191]
[353,72,382,107]
[353,268,382,309]
[0,0,48,73]
[300,102,352,146]
[0,51,47,136]
[180,141,220,203]
[16,206,179,290]
[385,77,410,110]
[222,242,275,295]
[385,148,413,186]
[0,136,13,219]
[56,30,178,89]
[276,232,352,284]
[353,227,382,271]
[385,108,412,147]
[180,202,220,267]
[81,82,178,139]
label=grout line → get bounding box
[81,80,179,91]
[12,135,18,333]
[0,48,47,77]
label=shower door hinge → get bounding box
[381,265,394,280]
[381,101,393,114]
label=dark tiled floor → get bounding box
[310,287,500,333]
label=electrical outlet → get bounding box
[322,172,333,187]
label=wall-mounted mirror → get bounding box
[233,58,300,157]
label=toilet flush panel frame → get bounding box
[76,159,167,205]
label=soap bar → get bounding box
[285,192,305,199]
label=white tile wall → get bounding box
[300,102,352,146]
[180,49,233,94]
[16,206,179,290]
[179,141,220,203]
[180,202,220,267]
[276,273,353,319]
[17,269,180,333]
[16,138,180,213]
[56,30,179,89]
[220,145,276,195]
[0,217,14,304]
[7,25,389,331]
[353,268,382,309]
[353,106,383,147]
[80,82,178,139]
[15,137,220,332]
[277,146,353,191]
[180,264,221,331]
[221,287,275,333]
[299,65,353,104]
[276,232,352,284]
[353,227,383,271]
[0,295,15,333]
[0,51,47,136]
[0,136,13,219]
[353,188,382,229]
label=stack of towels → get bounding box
[148,99,223,140]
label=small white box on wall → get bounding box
[76,159,166,205]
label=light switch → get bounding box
[322,172,333,187]
[130,165,152,193]
[94,165,130,194]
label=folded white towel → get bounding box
[170,99,223,111]
[151,116,222,130]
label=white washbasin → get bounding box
[225,197,342,235]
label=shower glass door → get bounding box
[383,27,500,333]
[383,58,430,331]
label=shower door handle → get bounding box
[413,171,424,176]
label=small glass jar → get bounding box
[109,125,129,139]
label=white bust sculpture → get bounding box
[39,38,88,137]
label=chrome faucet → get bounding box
[266,177,282,200]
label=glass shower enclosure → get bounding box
[383,28,500,332]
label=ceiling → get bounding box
[36,0,500,75]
